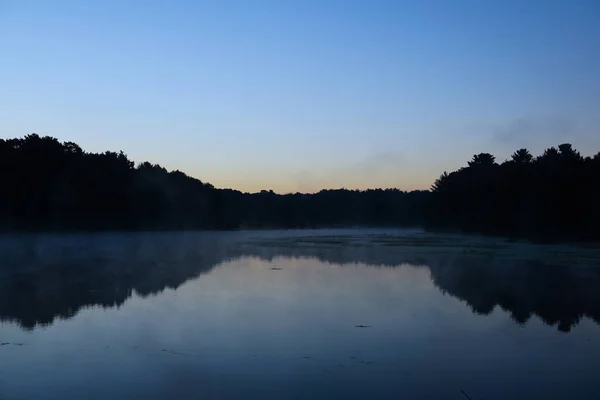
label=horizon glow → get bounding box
[1,0,599,194]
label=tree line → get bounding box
[430,145,600,241]
[0,134,428,231]
[0,134,598,240]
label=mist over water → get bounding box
[1,230,599,399]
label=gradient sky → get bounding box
[1,0,599,193]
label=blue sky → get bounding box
[1,0,599,193]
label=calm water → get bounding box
[1,230,600,399]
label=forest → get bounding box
[0,134,598,241]
[430,144,600,241]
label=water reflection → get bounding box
[0,233,234,329]
[1,232,599,332]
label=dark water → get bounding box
[1,230,600,400]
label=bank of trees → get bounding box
[430,144,600,240]
[0,134,428,231]
[0,134,598,240]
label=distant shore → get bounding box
[1,135,598,242]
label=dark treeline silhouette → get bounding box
[1,134,599,240]
[0,134,429,231]
[430,145,600,241]
[2,232,598,332]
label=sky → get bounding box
[1,0,599,193]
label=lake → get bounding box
[1,229,600,399]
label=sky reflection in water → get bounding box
[0,231,599,400]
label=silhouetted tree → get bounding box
[468,153,496,167]
[511,148,533,164]
[428,143,600,241]
[0,134,432,232]
[0,134,598,240]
